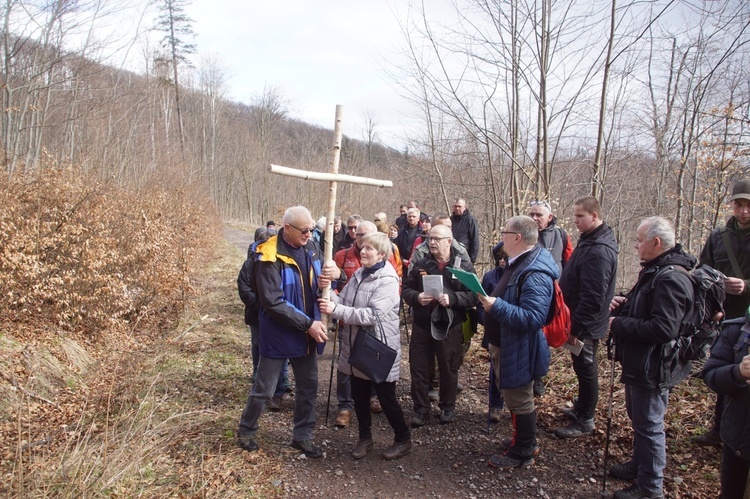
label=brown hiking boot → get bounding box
[334,409,352,428]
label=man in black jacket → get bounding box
[608,216,695,499]
[402,224,478,426]
[450,198,480,263]
[238,229,289,411]
[396,208,423,269]
[555,196,618,439]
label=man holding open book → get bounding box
[402,224,478,427]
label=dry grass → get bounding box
[2,238,285,498]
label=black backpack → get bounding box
[652,265,726,361]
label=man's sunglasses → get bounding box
[288,223,313,235]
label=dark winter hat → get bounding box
[266,220,276,227]
[729,179,750,202]
[431,306,455,341]
[254,227,267,242]
[492,241,506,267]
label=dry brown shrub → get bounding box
[0,166,220,343]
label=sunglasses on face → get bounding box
[288,223,313,235]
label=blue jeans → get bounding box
[337,370,354,411]
[238,350,319,441]
[571,338,599,421]
[625,383,669,496]
[250,325,288,397]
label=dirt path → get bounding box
[224,226,720,498]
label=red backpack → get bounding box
[543,280,571,348]
[516,274,571,348]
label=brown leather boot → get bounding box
[334,409,352,428]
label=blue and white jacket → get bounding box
[255,230,322,359]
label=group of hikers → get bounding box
[236,180,750,499]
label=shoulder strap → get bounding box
[719,227,744,278]
[649,265,675,290]
[555,226,566,250]
[732,325,750,355]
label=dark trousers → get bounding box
[409,323,464,414]
[721,444,750,499]
[571,338,599,421]
[351,375,410,443]
[489,356,504,409]
[714,393,725,432]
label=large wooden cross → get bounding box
[269,105,393,327]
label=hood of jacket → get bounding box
[540,216,561,233]
[641,243,697,272]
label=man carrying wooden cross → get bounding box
[237,106,393,457]
[237,206,329,458]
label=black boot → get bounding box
[489,411,539,468]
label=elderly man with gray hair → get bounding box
[477,215,557,468]
[402,224,478,426]
[237,206,329,459]
[607,216,696,499]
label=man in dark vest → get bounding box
[693,178,750,449]
[527,199,573,396]
[528,200,572,272]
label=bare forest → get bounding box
[0,0,748,495]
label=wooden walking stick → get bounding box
[269,105,393,424]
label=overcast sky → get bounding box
[185,0,430,150]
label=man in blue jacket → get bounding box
[478,216,556,468]
[237,206,329,458]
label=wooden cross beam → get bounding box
[268,105,393,326]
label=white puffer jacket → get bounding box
[330,262,402,382]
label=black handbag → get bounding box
[348,313,397,384]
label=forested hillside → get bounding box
[0,2,746,496]
[1,1,747,281]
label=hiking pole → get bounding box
[601,331,617,498]
[487,356,495,432]
[325,323,339,426]
[400,298,411,342]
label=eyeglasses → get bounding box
[500,231,519,236]
[355,232,367,237]
[428,236,450,243]
[288,223,313,235]
[347,225,359,231]
[530,200,551,210]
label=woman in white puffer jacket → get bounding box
[319,232,411,461]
